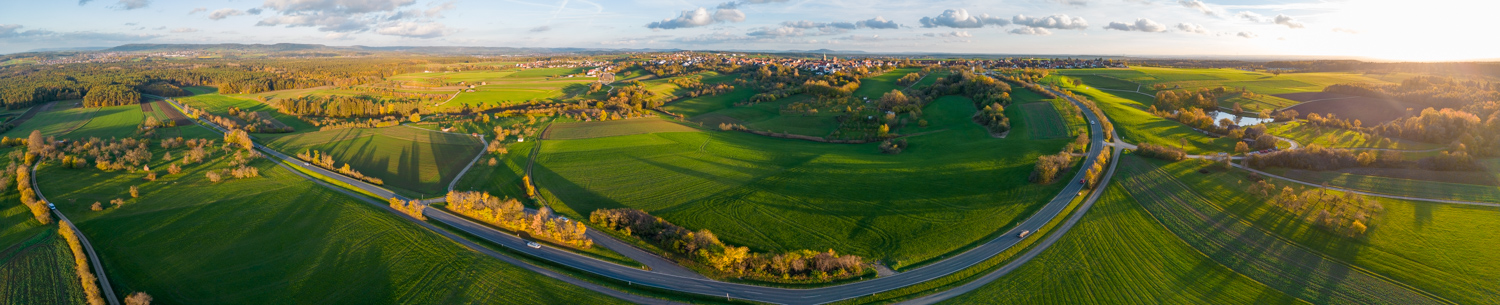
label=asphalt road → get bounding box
[166,94,1112,304]
[32,165,121,305]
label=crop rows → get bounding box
[1020,102,1068,139]
[0,234,85,305]
[1117,158,1442,305]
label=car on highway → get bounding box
[48,203,55,210]
[1018,230,1031,238]
[526,241,541,249]
[1079,178,1086,184]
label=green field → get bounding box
[1264,168,1500,203]
[0,101,91,138]
[533,95,1072,269]
[261,126,484,197]
[852,67,920,99]
[544,117,700,140]
[662,88,762,119]
[0,227,87,305]
[34,149,626,304]
[1164,159,1500,304]
[176,94,316,133]
[1059,68,1412,112]
[1264,121,1440,150]
[944,182,1301,304]
[1058,82,1238,154]
[508,67,588,78]
[1019,102,1067,139]
[62,105,144,139]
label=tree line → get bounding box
[445,191,592,248]
[264,95,423,118]
[59,224,107,305]
[591,208,866,282]
[294,150,384,185]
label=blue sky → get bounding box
[0,0,1491,61]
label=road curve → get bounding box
[163,98,680,304]
[166,91,1111,304]
[32,165,121,305]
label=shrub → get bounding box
[1136,143,1186,161]
[1029,152,1073,184]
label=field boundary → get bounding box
[5,101,54,126]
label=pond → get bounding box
[1210,111,1274,126]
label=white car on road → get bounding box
[526,241,541,249]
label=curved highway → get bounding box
[165,92,1111,304]
[32,165,121,305]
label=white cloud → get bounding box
[1012,14,1088,30]
[263,0,415,15]
[646,7,743,29]
[375,21,451,38]
[1236,31,1256,38]
[1273,14,1304,28]
[0,24,159,42]
[1053,0,1089,6]
[1104,18,1166,32]
[530,26,551,33]
[1176,22,1208,34]
[325,32,353,40]
[856,16,900,29]
[1332,27,1359,34]
[209,9,248,20]
[171,27,198,33]
[1009,27,1053,35]
[747,26,803,37]
[189,7,207,14]
[924,31,972,38]
[1178,0,1219,16]
[920,9,1010,28]
[1236,11,1265,22]
[117,0,150,10]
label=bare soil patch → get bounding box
[156,101,194,126]
[1278,92,1411,125]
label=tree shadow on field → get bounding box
[528,163,627,215]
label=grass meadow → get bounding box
[1058,68,1411,112]
[1056,80,1239,154]
[532,95,1073,269]
[1019,102,1068,139]
[544,117,701,140]
[852,67,921,99]
[1162,158,1500,304]
[34,147,626,305]
[1263,121,1440,150]
[942,184,1302,305]
[176,94,317,133]
[261,126,484,197]
[1263,168,1500,203]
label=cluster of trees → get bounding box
[1152,87,1226,111]
[266,95,423,118]
[1063,91,1115,140]
[896,72,923,87]
[226,108,293,133]
[668,76,735,99]
[295,150,384,185]
[878,138,907,154]
[16,166,53,224]
[973,103,1011,135]
[1030,152,1074,184]
[1371,108,1485,146]
[1245,146,1378,170]
[591,208,866,282]
[486,140,508,154]
[444,191,592,248]
[921,72,1013,108]
[1245,177,1379,237]
[387,198,428,221]
[59,224,107,305]
[1136,143,1187,161]
[995,74,1058,99]
[224,129,254,150]
[308,116,403,131]
[138,81,189,97]
[82,85,142,107]
[606,82,661,109]
[802,77,861,98]
[1302,112,1362,130]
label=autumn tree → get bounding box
[125,292,153,305]
[60,224,106,305]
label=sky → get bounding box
[0,0,1493,61]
